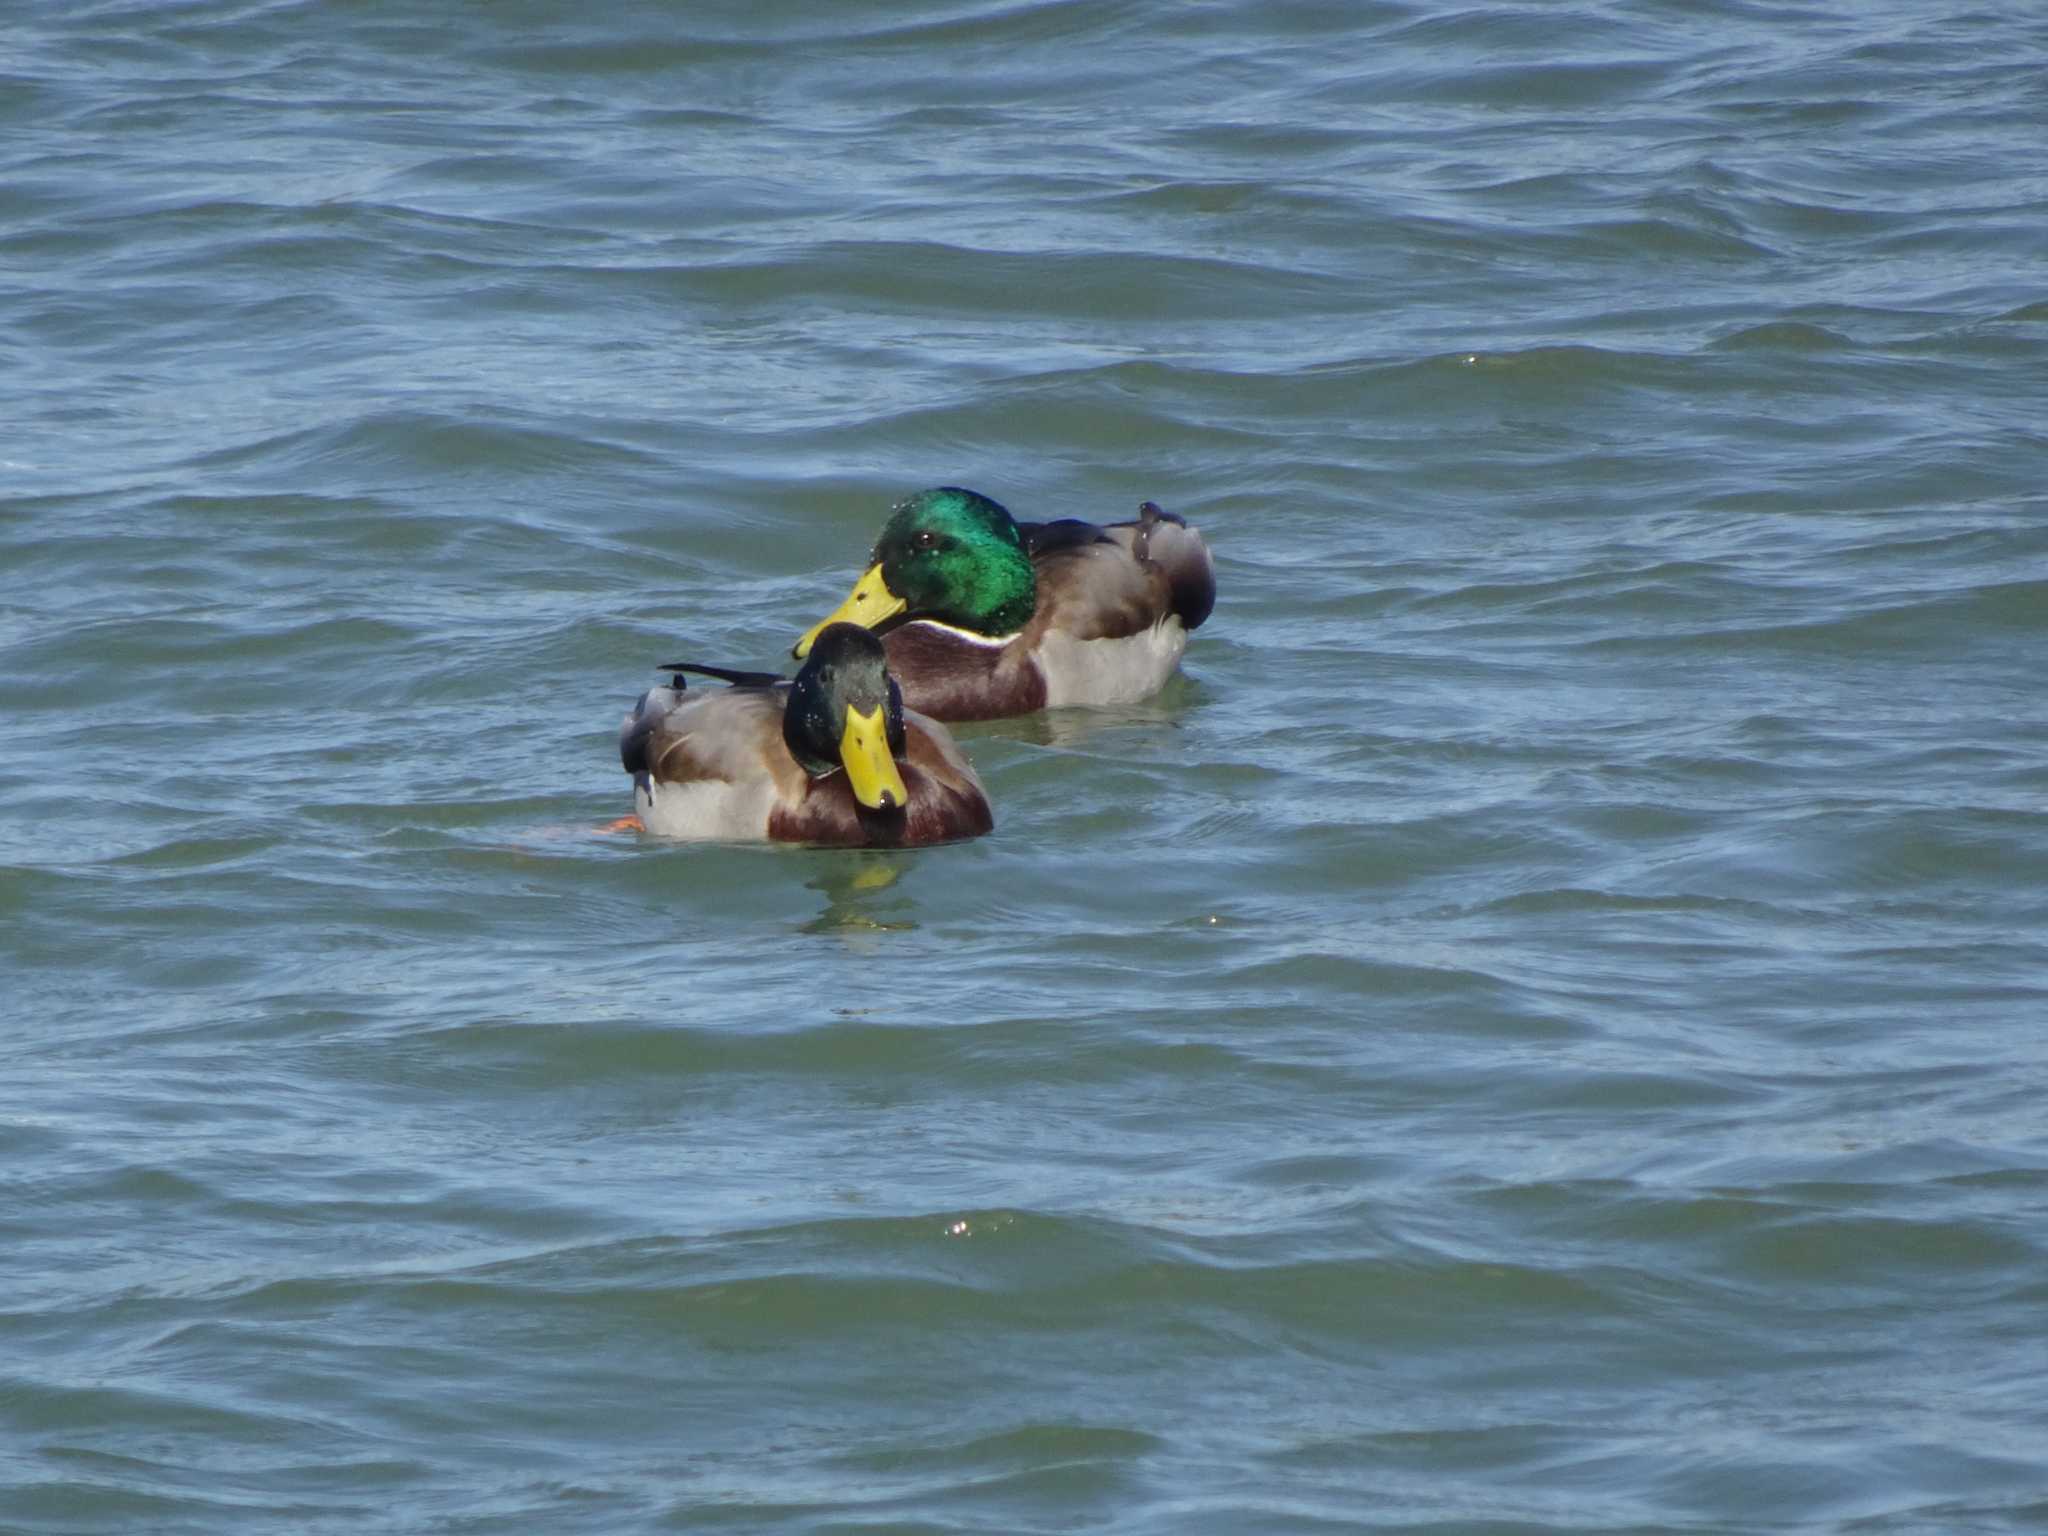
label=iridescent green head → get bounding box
[794,488,1037,657]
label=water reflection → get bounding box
[801,850,920,936]
[955,673,1208,749]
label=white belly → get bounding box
[634,775,778,840]
[1037,620,1188,707]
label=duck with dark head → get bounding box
[619,622,991,846]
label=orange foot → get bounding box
[598,815,644,834]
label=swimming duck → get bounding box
[792,487,1215,721]
[619,622,992,845]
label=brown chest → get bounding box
[883,623,1047,722]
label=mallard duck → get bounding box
[792,487,1215,721]
[619,623,992,845]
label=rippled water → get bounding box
[6,1,2048,1531]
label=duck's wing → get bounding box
[1018,518,1113,559]
[1030,533,1177,642]
[655,661,790,689]
[1023,503,1215,639]
[620,684,792,790]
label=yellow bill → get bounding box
[839,704,909,811]
[794,564,908,658]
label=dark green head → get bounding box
[793,487,1037,657]
[873,488,1037,635]
[782,623,910,810]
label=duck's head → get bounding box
[783,623,911,812]
[794,487,1037,658]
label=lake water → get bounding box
[5,2,2047,1531]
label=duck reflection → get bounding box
[801,850,919,935]
[955,673,1207,749]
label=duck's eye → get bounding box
[912,530,941,552]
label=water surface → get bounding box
[5,2,2048,1531]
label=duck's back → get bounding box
[1022,503,1215,635]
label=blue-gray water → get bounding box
[5,2,2048,1531]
